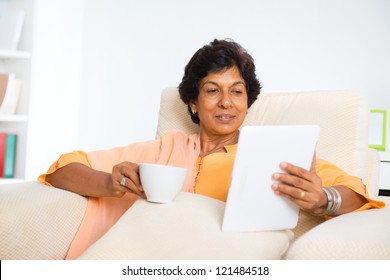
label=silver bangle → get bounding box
[329,187,342,214]
[321,186,342,216]
[322,187,333,215]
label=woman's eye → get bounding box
[232,89,243,95]
[206,88,219,95]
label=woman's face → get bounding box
[191,66,248,139]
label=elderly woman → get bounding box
[39,39,384,259]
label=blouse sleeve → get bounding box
[37,151,91,186]
[316,158,385,212]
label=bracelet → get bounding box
[322,187,333,214]
[329,187,342,214]
[321,186,342,216]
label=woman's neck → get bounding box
[199,131,239,157]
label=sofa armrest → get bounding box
[365,148,380,197]
[284,196,390,259]
[0,182,88,259]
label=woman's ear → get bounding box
[189,103,197,114]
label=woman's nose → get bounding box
[218,92,232,108]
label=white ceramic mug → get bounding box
[139,163,188,203]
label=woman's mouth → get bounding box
[216,114,236,121]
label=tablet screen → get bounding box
[222,125,320,232]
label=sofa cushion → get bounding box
[0,182,88,260]
[284,196,390,259]
[78,192,293,259]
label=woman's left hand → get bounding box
[271,160,327,215]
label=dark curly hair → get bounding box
[178,39,262,124]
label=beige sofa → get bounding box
[1,88,389,260]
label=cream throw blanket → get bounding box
[66,130,200,259]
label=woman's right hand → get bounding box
[109,161,146,198]
[46,162,146,198]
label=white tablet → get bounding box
[222,125,320,232]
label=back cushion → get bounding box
[156,88,370,190]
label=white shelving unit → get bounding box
[379,152,390,196]
[0,49,30,59]
[0,114,28,122]
[1,0,84,183]
[0,0,33,184]
[0,51,31,183]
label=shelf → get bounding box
[0,1,33,183]
[380,152,390,162]
[0,114,28,122]
[0,49,31,59]
[0,178,24,185]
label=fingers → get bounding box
[273,161,322,191]
[272,180,310,202]
[278,161,314,184]
[272,161,323,212]
[272,181,316,212]
[112,162,146,198]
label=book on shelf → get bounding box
[0,10,26,50]
[0,132,17,178]
[0,73,11,104]
[0,133,6,176]
[0,73,22,115]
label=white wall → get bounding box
[25,0,84,180]
[78,0,390,152]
